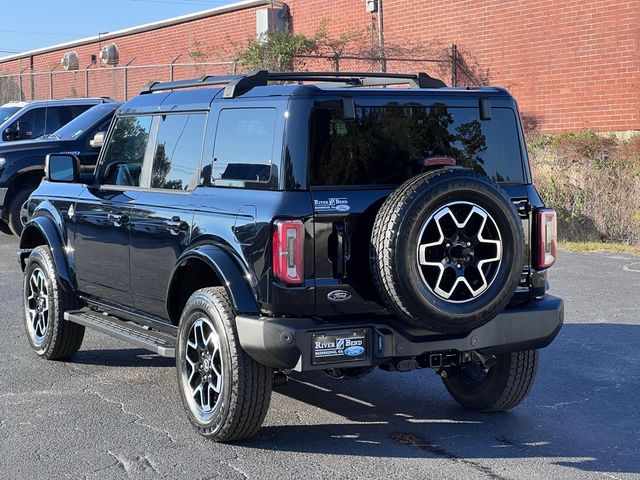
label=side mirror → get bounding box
[3,123,19,141]
[45,154,80,183]
[90,131,106,149]
[4,121,32,141]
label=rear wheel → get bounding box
[443,350,538,411]
[176,287,273,442]
[8,186,35,237]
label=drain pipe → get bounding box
[377,0,386,73]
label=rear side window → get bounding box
[212,108,276,186]
[310,105,524,186]
[5,107,46,140]
[45,105,92,133]
[98,115,152,187]
[149,113,206,191]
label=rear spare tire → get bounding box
[370,169,524,333]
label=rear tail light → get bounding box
[272,219,304,286]
[535,208,557,269]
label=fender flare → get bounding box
[19,215,74,292]
[2,160,45,187]
[167,244,260,315]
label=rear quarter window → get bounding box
[310,105,524,186]
[211,108,277,188]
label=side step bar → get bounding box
[64,310,176,358]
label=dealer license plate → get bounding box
[311,329,368,365]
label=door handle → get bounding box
[163,217,188,234]
[334,223,348,278]
[108,213,129,227]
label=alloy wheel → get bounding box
[181,317,223,422]
[26,267,50,347]
[417,201,502,303]
[19,199,30,227]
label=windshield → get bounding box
[52,105,115,140]
[0,106,20,124]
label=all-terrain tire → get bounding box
[8,186,34,237]
[370,168,524,333]
[23,245,85,360]
[443,350,539,411]
[176,287,273,442]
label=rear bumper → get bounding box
[236,295,564,371]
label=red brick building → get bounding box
[0,0,637,133]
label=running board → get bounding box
[64,310,176,358]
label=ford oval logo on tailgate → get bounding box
[327,290,351,301]
[344,346,365,356]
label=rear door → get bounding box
[129,112,207,319]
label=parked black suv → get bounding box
[0,98,109,143]
[0,102,120,236]
[19,71,563,442]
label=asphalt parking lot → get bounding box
[0,232,639,480]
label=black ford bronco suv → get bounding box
[19,71,563,442]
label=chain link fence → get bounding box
[0,61,238,103]
[0,46,481,103]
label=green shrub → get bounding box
[528,131,640,245]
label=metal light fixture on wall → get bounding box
[99,44,119,66]
[61,51,79,71]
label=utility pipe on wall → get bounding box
[377,0,386,73]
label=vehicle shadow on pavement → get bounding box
[247,323,640,477]
[72,348,174,368]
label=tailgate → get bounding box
[311,187,393,317]
[311,185,534,317]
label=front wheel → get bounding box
[23,245,85,359]
[0,220,11,235]
[443,350,538,411]
[8,186,35,237]
[176,287,273,442]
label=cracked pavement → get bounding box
[1,233,639,479]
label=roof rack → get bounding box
[139,70,446,97]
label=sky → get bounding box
[0,0,237,55]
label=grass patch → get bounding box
[528,130,640,245]
[560,241,640,255]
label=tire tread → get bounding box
[444,349,539,411]
[25,245,84,360]
[370,168,524,332]
[180,287,272,442]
